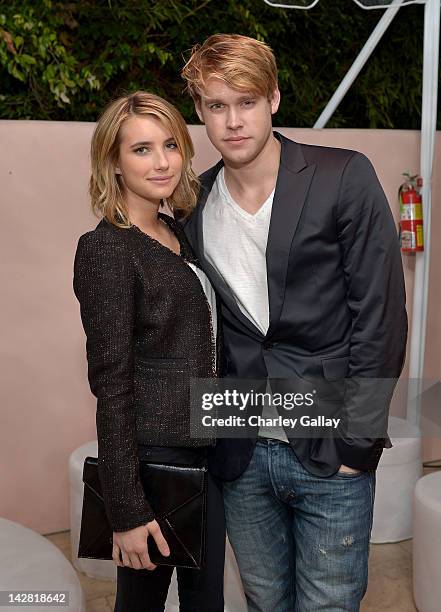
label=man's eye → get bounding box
[243,100,255,106]
[209,104,223,110]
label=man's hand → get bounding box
[338,464,361,474]
[112,520,170,570]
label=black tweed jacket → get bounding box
[73,213,217,532]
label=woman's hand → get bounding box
[112,520,170,570]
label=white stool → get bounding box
[69,441,247,610]
[0,517,85,611]
[413,471,441,612]
[370,416,422,543]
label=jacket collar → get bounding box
[196,131,316,339]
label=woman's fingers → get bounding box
[112,544,123,567]
[147,520,170,557]
[128,552,143,570]
[120,549,132,568]
[112,521,168,570]
[139,547,157,571]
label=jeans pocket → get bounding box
[334,469,365,479]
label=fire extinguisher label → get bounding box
[416,225,424,247]
[401,202,423,220]
[401,230,416,250]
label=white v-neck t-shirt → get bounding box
[203,167,274,336]
[186,261,217,363]
[203,168,289,443]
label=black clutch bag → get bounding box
[77,456,208,569]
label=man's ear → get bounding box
[195,99,205,124]
[269,87,281,115]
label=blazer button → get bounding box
[263,341,274,350]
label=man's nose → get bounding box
[226,108,243,130]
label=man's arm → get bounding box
[335,152,408,470]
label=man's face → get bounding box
[195,77,280,167]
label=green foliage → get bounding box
[0,0,100,117]
[0,0,436,128]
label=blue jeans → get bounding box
[223,439,376,612]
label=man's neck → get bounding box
[223,133,281,215]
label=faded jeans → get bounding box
[223,438,376,612]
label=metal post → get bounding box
[406,0,440,425]
[313,0,404,128]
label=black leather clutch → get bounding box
[77,456,208,569]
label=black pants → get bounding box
[114,446,225,612]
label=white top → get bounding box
[203,168,288,442]
[186,262,217,364]
[203,167,274,336]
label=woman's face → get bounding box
[115,114,183,207]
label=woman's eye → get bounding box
[209,104,223,110]
[134,146,149,154]
[166,142,178,150]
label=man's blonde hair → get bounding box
[90,91,199,227]
[181,34,278,101]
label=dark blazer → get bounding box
[73,212,217,532]
[184,132,408,481]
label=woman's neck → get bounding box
[126,194,162,232]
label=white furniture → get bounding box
[413,471,441,612]
[69,441,247,611]
[0,517,85,612]
[370,416,422,543]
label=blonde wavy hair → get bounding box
[90,91,199,227]
[181,34,278,102]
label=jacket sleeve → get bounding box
[334,152,408,470]
[73,230,155,532]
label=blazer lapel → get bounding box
[196,162,265,339]
[266,133,316,337]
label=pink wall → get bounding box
[1,121,440,533]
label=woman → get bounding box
[73,92,225,611]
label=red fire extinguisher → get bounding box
[399,172,424,253]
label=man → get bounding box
[181,34,407,612]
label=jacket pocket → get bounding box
[135,356,189,372]
[134,359,191,444]
[321,356,349,381]
[319,355,349,405]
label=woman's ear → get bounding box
[114,165,122,175]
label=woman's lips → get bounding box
[147,176,173,183]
